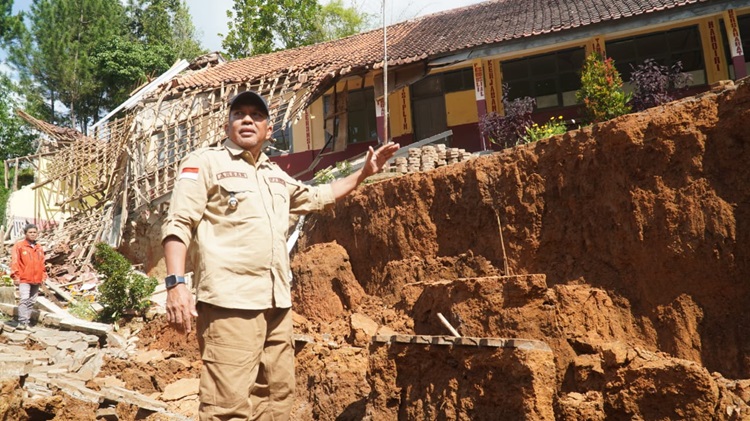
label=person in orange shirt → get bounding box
[10,224,46,330]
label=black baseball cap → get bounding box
[228,91,269,117]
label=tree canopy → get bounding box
[4,0,204,132]
[221,0,372,60]
[126,0,204,63]
[0,0,23,43]
[0,74,36,160]
[311,0,372,43]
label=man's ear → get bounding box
[265,123,273,141]
[224,123,229,137]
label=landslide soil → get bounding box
[78,81,750,420]
[289,81,750,419]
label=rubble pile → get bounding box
[0,316,196,420]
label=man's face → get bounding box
[225,103,272,156]
[25,228,38,242]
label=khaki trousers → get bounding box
[197,303,294,421]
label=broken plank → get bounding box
[46,280,75,302]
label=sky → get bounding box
[8,0,487,53]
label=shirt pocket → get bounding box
[268,181,290,212]
[216,178,255,216]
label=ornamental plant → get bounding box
[524,116,568,143]
[577,52,631,123]
[479,83,536,148]
[93,243,157,323]
[629,59,692,112]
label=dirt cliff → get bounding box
[291,79,750,419]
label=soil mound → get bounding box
[294,80,750,419]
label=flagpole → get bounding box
[382,0,389,145]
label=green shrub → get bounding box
[523,116,568,143]
[92,243,157,323]
[577,52,631,123]
[67,299,97,321]
[313,166,335,185]
[313,159,354,185]
[1,274,12,287]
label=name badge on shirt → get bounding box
[268,177,286,186]
[217,171,248,180]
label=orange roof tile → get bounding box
[171,0,707,93]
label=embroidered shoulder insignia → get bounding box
[179,167,200,181]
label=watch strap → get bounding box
[165,274,186,289]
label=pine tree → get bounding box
[9,0,128,131]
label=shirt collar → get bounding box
[223,139,268,166]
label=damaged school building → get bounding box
[4,0,749,272]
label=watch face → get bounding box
[165,275,184,288]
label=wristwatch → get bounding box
[165,274,186,289]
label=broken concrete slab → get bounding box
[161,378,200,401]
[100,385,168,412]
[133,349,166,365]
[47,377,104,404]
[0,355,33,378]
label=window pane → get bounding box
[444,68,473,92]
[534,78,557,96]
[636,33,669,59]
[506,80,530,99]
[345,87,378,144]
[607,39,636,62]
[349,90,366,110]
[558,48,584,72]
[614,60,635,82]
[501,47,584,110]
[536,94,559,108]
[503,60,528,80]
[559,72,581,91]
[529,54,556,76]
[667,28,695,51]
[672,50,703,71]
[349,110,367,143]
[412,75,442,97]
[562,90,579,106]
[368,111,378,140]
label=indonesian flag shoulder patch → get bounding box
[179,167,200,181]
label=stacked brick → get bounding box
[390,144,474,174]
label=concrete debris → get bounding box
[0,321,189,418]
[161,378,200,401]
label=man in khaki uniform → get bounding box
[162,91,398,421]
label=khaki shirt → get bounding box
[162,139,335,310]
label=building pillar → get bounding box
[700,18,729,83]
[724,9,747,79]
[472,60,488,150]
[485,59,502,114]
